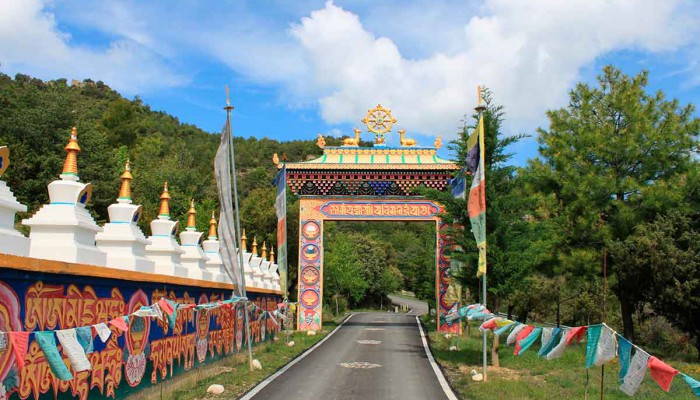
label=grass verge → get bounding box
[423,316,700,400]
[171,321,338,400]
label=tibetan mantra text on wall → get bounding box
[0,263,281,400]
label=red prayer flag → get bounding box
[108,317,129,332]
[158,298,174,315]
[648,356,679,392]
[8,331,30,370]
[514,325,535,355]
[481,318,500,331]
[565,326,588,345]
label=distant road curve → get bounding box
[388,294,429,315]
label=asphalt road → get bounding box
[244,312,453,400]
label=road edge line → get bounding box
[415,316,459,400]
[239,313,356,400]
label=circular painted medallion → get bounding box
[301,266,320,285]
[302,221,320,240]
[300,289,320,308]
[302,244,320,262]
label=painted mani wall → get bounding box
[0,254,282,400]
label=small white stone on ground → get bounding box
[307,330,317,336]
[470,369,477,376]
[449,346,458,351]
[472,373,484,382]
[252,359,262,370]
[287,341,295,346]
[207,384,225,395]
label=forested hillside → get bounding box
[0,73,428,306]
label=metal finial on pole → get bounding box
[476,85,486,113]
[225,85,234,111]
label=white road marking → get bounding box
[240,314,355,400]
[356,340,382,345]
[415,316,459,400]
[338,361,382,369]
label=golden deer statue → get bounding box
[398,129,416,147]
[343,128,361,146]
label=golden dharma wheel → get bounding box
[362,104,397,135]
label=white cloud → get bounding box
[1,0,696,141]
[288,0,697,139]
[0,0,186,94]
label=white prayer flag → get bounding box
[540,327,553,350]
[507,324,526,346]
[92,323,112,343]
[595,325,617,366]
[620,350,650,396]
[546,328,570,361]
[56,329,92,372]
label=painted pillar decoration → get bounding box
[298,216,322,331]
[0,146,30,256]
[179,200,211,280]
[144,182,187,277]
[436,220,459,333]
[95,160,155,272]
[201,212,229,283]
[23,128,107,266]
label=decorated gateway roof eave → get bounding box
[283,146,460,171]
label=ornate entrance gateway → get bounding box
[281,105,460,332]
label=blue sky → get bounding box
[1,0,699,166]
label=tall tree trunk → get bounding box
[620,296,636,341]
[507,304,514,321]
[519,309,529,324]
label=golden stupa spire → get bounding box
[208,211,217,239]
[186,199,196,229]
[261,241,267,260]
[117,160,133,202]
[241,229,247,251]
[269,246,275,264]
[252,235,258,256]
[61,127,81,180]
[158,182,171,218]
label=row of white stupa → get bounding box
[0,129,281,292]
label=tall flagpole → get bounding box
[475,86,487,382]
[225,86,254,371]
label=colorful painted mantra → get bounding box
[319,201,440,219]
[0,270,281,400]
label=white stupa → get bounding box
[95,161,155,272]
[268,248,282,291]
[179,200,212,280]
[249,236,265,288]
[240,229,257,287]
[23,128,106,266]
[260,242,274,289]
[201,212,228,283]
[0,146,30,256]
[144,182,187,277]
